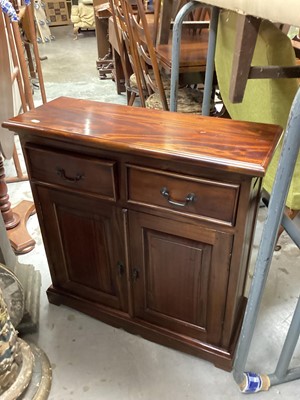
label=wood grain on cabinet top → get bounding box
[2,97,283,176]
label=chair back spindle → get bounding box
[123,0,169,110]
[110,0,147,106]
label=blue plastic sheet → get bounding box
[1,0,31,22]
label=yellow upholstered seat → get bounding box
[215,10,300,209]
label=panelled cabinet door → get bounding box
[35,185,128,312]
[128,210,233,346]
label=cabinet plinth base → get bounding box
[46,285,241,371]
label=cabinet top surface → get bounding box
[3,97,283,176]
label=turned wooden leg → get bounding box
[0,155,36,254]
[0,155,20,229]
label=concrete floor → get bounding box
[4,25,300,399]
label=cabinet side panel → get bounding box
[221,178,262,349]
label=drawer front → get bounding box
[127,165,239,225]
[25,145,117,200]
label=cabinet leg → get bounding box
[46,286,63,306]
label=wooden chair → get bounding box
[155,0,210,45]
[123,0,204,113]
[122,0,167,108]
[109,0,147,106]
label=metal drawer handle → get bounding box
[160,187,196,207]
[56,168,84,183]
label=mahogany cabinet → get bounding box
[3,97,282,370]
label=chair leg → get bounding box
[73,26,79,40]
[128,91,136,106]
[229,14,261,103]
[275,208,299,251]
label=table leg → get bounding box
[229,14,261,103]
[157,0,173,45]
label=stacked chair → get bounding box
[110,0,211,113]
[109,0,147,106]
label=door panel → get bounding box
[129,211,233,345]
[146,230,211,327]
[35,185,128,311]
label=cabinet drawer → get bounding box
[25,145,117,201]
[127,165,239,225]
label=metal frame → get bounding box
[233,88,300,392]
[170,2,220,115]
[170,3,300,392]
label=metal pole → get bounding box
[170,1,204,112]
[271,296,300,382]
[261,191,300,248]
[269,367,300,386]
[280,213,300,248]
[233,87,300,385]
